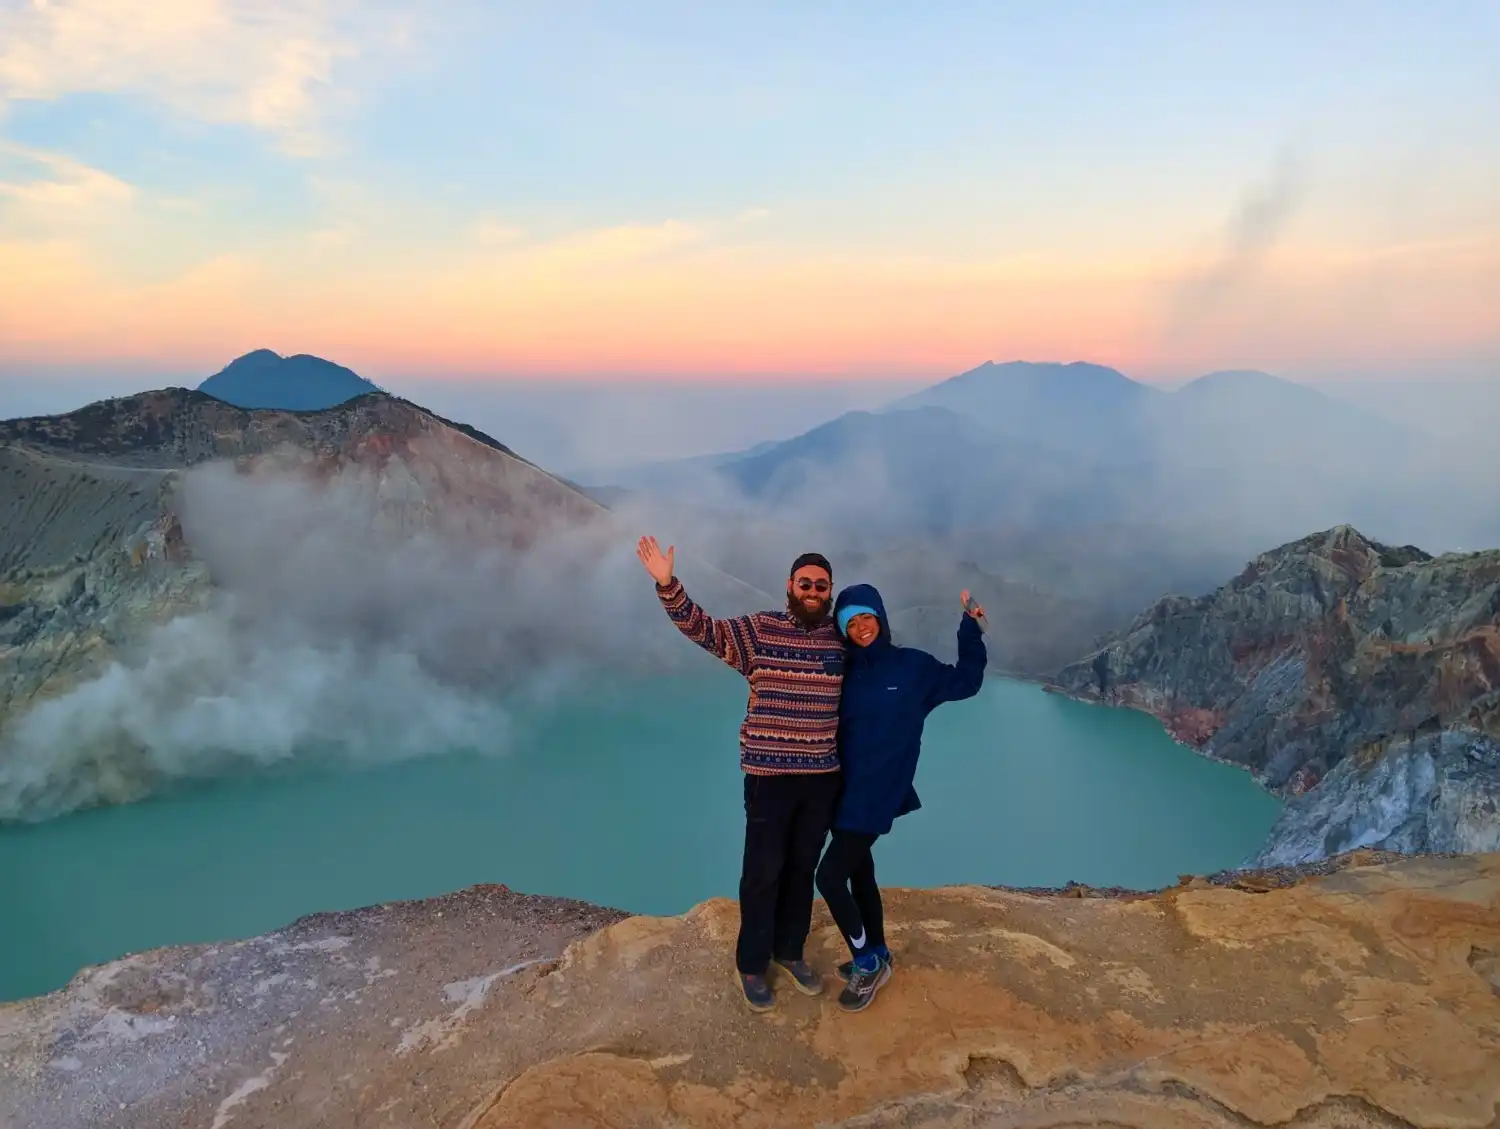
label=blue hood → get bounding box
[833,583,892,655]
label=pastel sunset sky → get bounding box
[1,0,1496,384]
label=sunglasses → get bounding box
[794,579,831,593]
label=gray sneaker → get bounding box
[738,972,774,1012]
[773,958,824,996]
[837,957,891,1012]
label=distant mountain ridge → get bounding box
[198,349,381,410]
[887,359,1408,450]
[608,359,1407,485]
[887,360,1159,457]
[600,359,1494,554]
[714,404,1139,537]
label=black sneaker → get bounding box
[738,972,774,1012]
[837,952,894,981]
[773,958,824,996]
[837,957,891,1012]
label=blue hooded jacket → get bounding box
[831,583,987,836]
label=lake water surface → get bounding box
[0,672,1281,1001]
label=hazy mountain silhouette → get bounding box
[714,405,1140,538]
[1164,368,1407,442]
[888,360,1159,459]
[597,360,1494,553]
[198,349,381,411]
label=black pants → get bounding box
[815,829,886,957]
[737,771,842,975]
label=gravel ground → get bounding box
[0,884,627,1129]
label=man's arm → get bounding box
[637,534,758,677]
[924,610,987,708]
[655,578,759,677]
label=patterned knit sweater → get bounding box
[655,578,844,775]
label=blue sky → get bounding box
[0,0,1496,382]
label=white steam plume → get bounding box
[0,457,770,821]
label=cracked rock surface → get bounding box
[3,850,1497,1129]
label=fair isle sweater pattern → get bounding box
[655,578,844,775]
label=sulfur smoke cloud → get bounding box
[0,458,773,822]
[1166,148,1307,339]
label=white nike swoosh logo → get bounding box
[850,929,866,949]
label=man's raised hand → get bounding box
[637,535,676,586]
[960,589,985,620]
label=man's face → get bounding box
[845,613,880,648]
[786,565,832,624]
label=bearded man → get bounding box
[636,536,845,1012]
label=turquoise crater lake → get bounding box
[0,672,1281,1001]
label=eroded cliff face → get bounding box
[1255,728,1500,866]
[0,389,605,732]
[0,443,209,729]
[2,850,1497,1129]
[1055,525,1500,864]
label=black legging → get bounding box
[815,829,886,956]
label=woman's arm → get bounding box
[924,614,986,707]
[924,590,987,707]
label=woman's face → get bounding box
[845,613,880,648]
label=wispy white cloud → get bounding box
[0,140,134,226]
[0,0,404,156]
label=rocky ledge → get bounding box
[1055,525,1500,865]
[3,850,1498,1129]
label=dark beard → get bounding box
[787,592,831,628]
